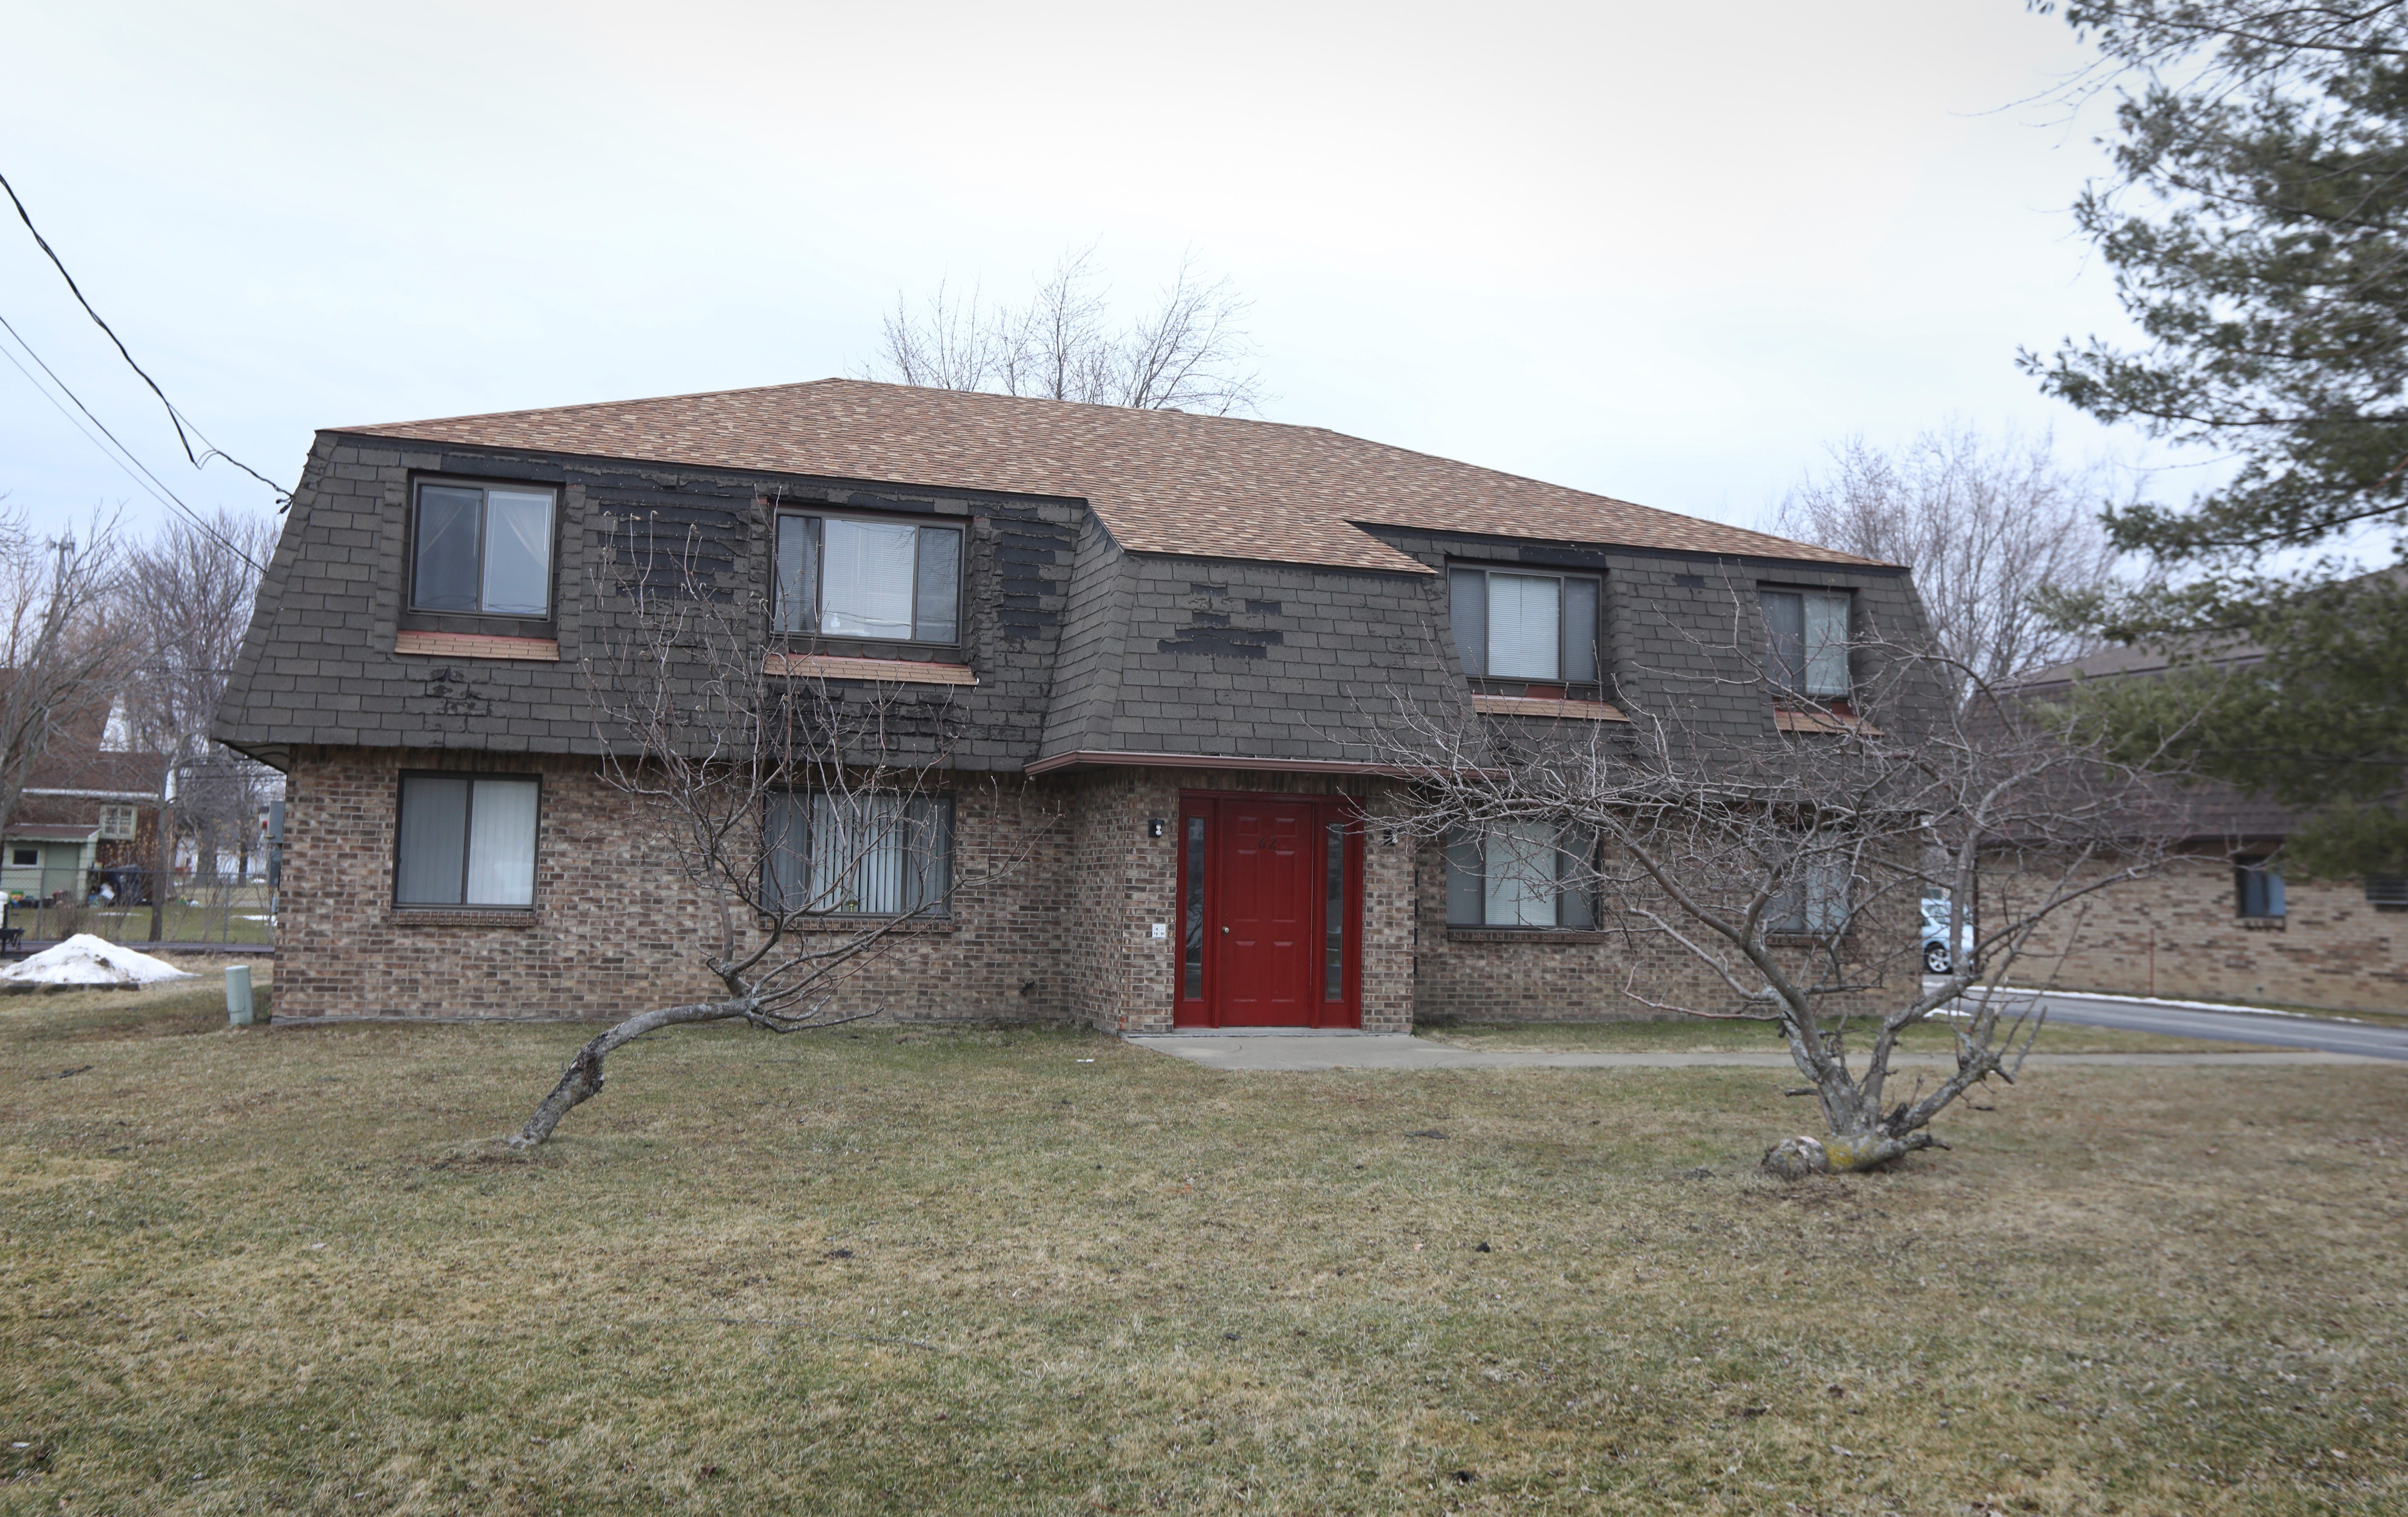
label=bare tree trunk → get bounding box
[510,997,756,1150]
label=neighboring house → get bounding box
[2009,644,2406,1014]
[2,696,164,904]
[212,379,1927,1028]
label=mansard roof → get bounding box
[344,378,1887,574]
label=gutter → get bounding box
[1026,750,1413,778]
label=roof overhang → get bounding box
[1025,750,1416,778]
[4,824,100,843]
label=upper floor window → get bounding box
[775,514,963,644]
[1448,567,1600,683]
[2236,856,2286,919]
[1761,588,1850,697]
[1444,823,1597,929]
[411,483,555,617]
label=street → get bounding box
[1936,983,2408,1062]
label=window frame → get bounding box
[390,770,543,911]
[1442,822,1599,930]
[97,804,139,841]
[772,510,968,649]
[1770,854,1853,937]
[2235,855,2287,919]
[761,789,956,920]
[1446,562,1605,691]
[405,477,561,623]
[1759,586,1854,700]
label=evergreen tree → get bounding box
[2027,2,2408,876]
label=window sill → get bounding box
[764,652,976,686]
[1446,928,1608,944]
[1773,707,1878,736]
[387,908,542,927]
[1764,931,1852,946]
[1471,694,1629,722]
[2237,916,2287,931]
[395,630,560,662]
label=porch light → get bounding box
[1147,817,1165,839]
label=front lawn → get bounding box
[4,980,2402,1514]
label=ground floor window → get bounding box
[2236,856,2286,919]
[763,792,952,916]
[1773,857,1850,935]
[395,775,539,907]
[1444,822,1596,928]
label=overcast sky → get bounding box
[2,1,2156,548]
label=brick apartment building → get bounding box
[213,379,1932,1028]
[2009,645,2406,1014]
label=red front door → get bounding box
[1217,802,1316,1025]
[1174,794,1361,1029]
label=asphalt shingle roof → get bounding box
[344,379,1887,574]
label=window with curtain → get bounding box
[1771,855,1850,935]
[394,775,539,907]
[1443,822,1597,928]
[411,483,555,616]
[2236,857,2286,919]
[774,514,963,643]
[763,792,953,916]
[1448,566,1601,683]
[1760,589,1852,697]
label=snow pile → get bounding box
[0,934,195,989]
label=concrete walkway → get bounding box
[1121,1030,2398,1073]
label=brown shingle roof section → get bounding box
[345,379,1887,574]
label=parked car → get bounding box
[1921,898,1974,974]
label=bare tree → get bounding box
[510,525,1053,1149]
[1368,608,2193,1175]
[869,246,1264,415]
[1771,426,2125,688]
[116,510,279,939]
[0,505,124,847]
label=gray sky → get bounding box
[1,1,2150,547]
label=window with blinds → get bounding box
[394,775,540,908]
[1443,823,1598,929]
[1760,589,1852,697]
[774,514,963,644]
[763,792,954,917]
[1447,567,1602,684]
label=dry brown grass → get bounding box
[3,979,2403,1515]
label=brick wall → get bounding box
[1408,837,1912,1025]
[274,748,1075,1022]
[1052,768,1416,1034]
[281,744,1944,1028]
[1997,855,2407,1013]
[276,749,1437,1030]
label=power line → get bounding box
[0,167,290,505]
[0,313,269,575]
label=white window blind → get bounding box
[395,776,539,907]
[820,520,920,639]
[1802,591,1850,696]
[764,792,952,916]
[1486,574,1561,680]
[1482,820,1559,927]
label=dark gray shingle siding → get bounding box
[217,433,1946,773]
